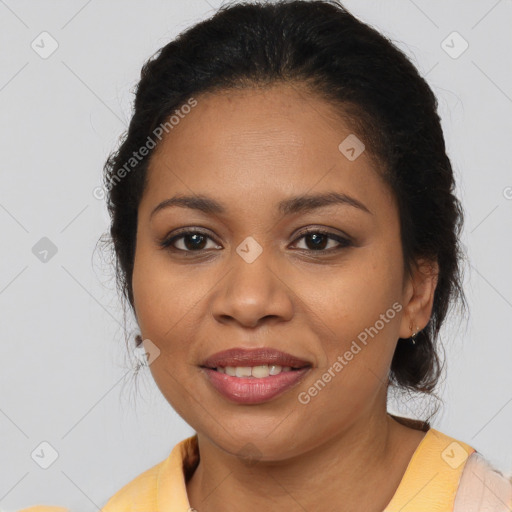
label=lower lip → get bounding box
[201,367,311,404]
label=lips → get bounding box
[200,347,312,404]
[201,347,312,369]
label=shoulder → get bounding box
[102,434,197,511]
[453,451,512,511]
[14,459,164,512]
[17,508,70,512]
[99,453,169,511]
[384,426,503,511]
[16,436,196,512]
[16,457,168,512]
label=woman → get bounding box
[21,0,512,510]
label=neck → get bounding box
[186,406,420,512]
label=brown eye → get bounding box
[160,229,221,252]
[292,229,352,252]
[159,228,352,255]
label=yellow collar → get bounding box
[102,427,475,511]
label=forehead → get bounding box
[143,84,394,218]
[151,84,358,161]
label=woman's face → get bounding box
[132,84,426,460]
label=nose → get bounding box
[210,248,294,329]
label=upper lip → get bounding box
[201,347,312,369]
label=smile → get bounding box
[214,364,296,378]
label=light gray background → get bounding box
[1,0,511,510]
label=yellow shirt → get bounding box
[18,427,511,511]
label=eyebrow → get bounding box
[150,191,372,219]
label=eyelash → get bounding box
[158,228,352,255]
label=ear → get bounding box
[398,258,439,339]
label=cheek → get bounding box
[132,239,187,330]
[132,243,183,351]
[132,250,199,409]
[304,246,403,396]
[132,242,214,375]
[311,250,401,341]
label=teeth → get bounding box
[252,365,270,378]
[235,366,252,377]
[216,365,294,378]
[269,364,282,375]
